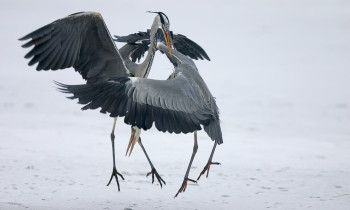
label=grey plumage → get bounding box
[57,43,223,144]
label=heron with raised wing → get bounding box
[57,42,223,197]
[19,11,174,190]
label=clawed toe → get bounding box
[174,178,197,198]
[107,167,125,191]
[197,161,221,180]
[146,168,166,188]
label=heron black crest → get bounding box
[147,11,169,25]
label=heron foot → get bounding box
[146,167,166,188]
[174,177,197,198]
[197,161,221,180]
[106,167,125,191]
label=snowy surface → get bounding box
[1,0,350,209]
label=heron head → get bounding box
[147,11,173,55]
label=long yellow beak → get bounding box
[164,31,172,56]
[126,128,141,157]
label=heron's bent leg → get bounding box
[107,117,125,191]
[138,137,166,188]
[197,142,220,180]
[175,131,198,198]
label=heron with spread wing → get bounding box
[57,42,223,197]
[19,11,174,190]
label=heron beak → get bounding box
[163,31,172,56]
[126,127,141,157]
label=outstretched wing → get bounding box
[114,29,211,61]
[19,11,129,83]
[56,75,213,134]
[172,34,210,61]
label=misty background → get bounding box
[1,0,349,209]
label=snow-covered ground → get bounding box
[1,0,350,209]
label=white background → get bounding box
[1,0,349,209]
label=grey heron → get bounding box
[19,11,173,190]
[117,29,212,158]
[56,42,223,197]
[114,28,210,62]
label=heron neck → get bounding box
[135,16,160,78]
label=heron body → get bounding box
[57,43,223,197]
[19,11,173,190]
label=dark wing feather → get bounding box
[20,11,129,83]
[129,43,150,62]
[114,29,210,61]
[113,31,150,44]
[56,75,212,135]
[113,31,151,62]
[173,34,211,61]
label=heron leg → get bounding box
[197,142,220,180]
[106,117,125,191]
[137,137,166,188]
[175,131,198,198]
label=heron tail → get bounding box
[204,119,223,145]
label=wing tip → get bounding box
[18,36,27,41]
[53,80,69,93]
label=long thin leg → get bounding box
[197,142,220,180]
[106,117,124,191]
[138,137,166,188]
[126,126,165,187]
[175,131,198,198]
